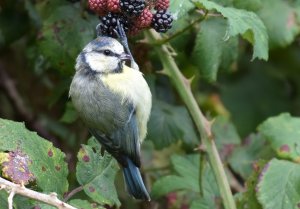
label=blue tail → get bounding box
[123,157,150,201]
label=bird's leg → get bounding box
[114,20,139,71]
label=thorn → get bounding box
[157,69,170,76]
[194,144,206,152]
[137,38,149,44]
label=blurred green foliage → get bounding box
[0,0,300,208]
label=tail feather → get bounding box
[123,157,150,201]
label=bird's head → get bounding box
[76,36,131,74]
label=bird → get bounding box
[69,34,152,201]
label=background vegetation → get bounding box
[0,0,300,209]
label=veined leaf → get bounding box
[193,18,238,81]
[76,138,120,207]
[147,100,198,149]
[258,113,300,163]
[193,0,269,60]
[257,159,300,209]
[0,118,68,196]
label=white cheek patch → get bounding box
[85,53,111,73]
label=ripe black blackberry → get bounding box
[99,12,131,37]
[151,10,173,33]
[120,0,146,17]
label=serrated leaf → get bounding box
[147,100,198,149]
[76,138,120,207]
[37,4,97,74]
[257,159,300,209]
[193,18,238,81]
[193,0,269,60]
[0,118,68,196]
[257,0,300,48]
[258,113,300,163]
[228,134,274,179]
[69,199,105,209]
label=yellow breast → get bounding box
[100,65,152,141]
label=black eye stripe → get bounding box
[94,49,118,57]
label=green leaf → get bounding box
[193,0,269,60]
[151,155,200,198]
[212,116,240,158]
[0,191,8,209]
[193,18,238,81]
[147,100,198,149]
[190,198,215,209]
[76,138,120,207]
[37,4,97,74]
[257,159,300,209]
[257,0,300,48]
[169,0,195,19]
[69,199,105,209]
[258,113,300,163]
[0,118,68,195]
[228,134,274,179]
[151,154,219,203]
[233,0,262,11]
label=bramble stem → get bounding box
[145,30,237,209]
[0,177,77,209]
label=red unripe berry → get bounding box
[135,7,153,28]
[107,0,121,12]
[154,0,170,10]
[88,0,107,16]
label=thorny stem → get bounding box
[145,30,237,209]
[0,177,77,209]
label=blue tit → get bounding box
[69,36,152,201]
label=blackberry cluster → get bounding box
[99,12,131,37]
[88,0,173,36]
[151,10,173,33]
[120,0,146,17]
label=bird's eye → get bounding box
[103,50,112,56]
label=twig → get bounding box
[0,177,77,209]
[63,186,84,202]
[145,30,237,209]
[8,190,15,209]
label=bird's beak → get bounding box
[119,53,131,61]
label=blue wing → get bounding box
[89,104,141,167]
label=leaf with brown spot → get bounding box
[0,118,68,196]
[1,149,35,185]
[76,138,120,207]
[258,113,300,163]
